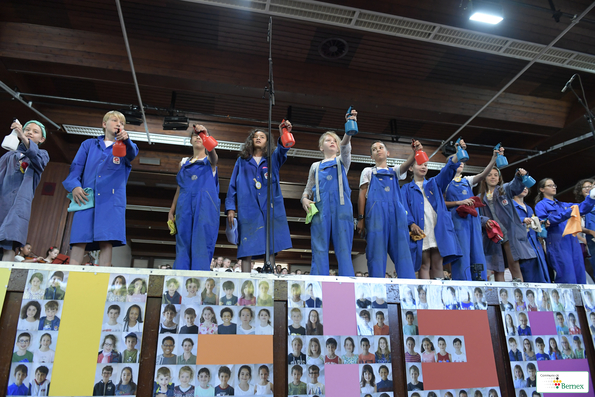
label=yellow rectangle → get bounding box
[50,271,109,396]
[196,335,273,365]
[0,268,11,310]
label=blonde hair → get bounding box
[102,111,126,132]
[318,131,341,154]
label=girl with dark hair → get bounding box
[574,179,595,280]
[225,123,292,271]
[478,164,531,282]
[535,178,595,284]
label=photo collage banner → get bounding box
[287,281,394,397]
[154,276,275,396]
[9,269,69,396]
[501,286,595,397]
[93,274,148,396]
[400,285,501,397]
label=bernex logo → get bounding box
[537,371,589,393]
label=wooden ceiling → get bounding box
[1,0,595,267]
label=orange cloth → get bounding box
[562,205,582,237]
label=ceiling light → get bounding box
[163,116,189,130]
[469,1,503,24]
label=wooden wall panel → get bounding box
[26,162,70,257]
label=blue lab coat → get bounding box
[585,208,595,274]
[0,141,49,247]
[479,174,533,272]
[225,139,292,258]
[364,168,415,278]
[512,200,550,283]
[174,157,219,271]
[63,136,138,250]
[310,157,355,276]
[402,158,462,271]
[535,196,595,284]
[445,176,487,281]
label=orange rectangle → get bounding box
[196,335,273,365]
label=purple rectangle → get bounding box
[528,311,557,335]
[322,282,357,335]
[538,359,594,397]
[325,364,360,397]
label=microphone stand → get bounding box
[262,17,275,274]
[568,83,595,145]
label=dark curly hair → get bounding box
[239,129,270,160]
[574,179,594,202]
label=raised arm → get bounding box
[471,144,500,184]
[397,140,422,176]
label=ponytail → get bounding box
[534,178,550,204]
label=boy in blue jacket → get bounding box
[63,111,138,266]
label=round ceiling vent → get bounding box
[318,38,349,60]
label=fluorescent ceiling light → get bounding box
[469,12,503,24]
[469,1,503,24]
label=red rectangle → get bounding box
[418,310,498,390]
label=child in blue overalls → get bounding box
[63,110,138,266]
[444,142,499,281]
[168,124,219,271]
[225,122,292,271]
[402,151,463,279]
[0,119,49,261]
[356,140,421,278]
[301,111,356,276]
[512,187,550,283]
[535,178,595,284]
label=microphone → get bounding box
[561,74,577,93]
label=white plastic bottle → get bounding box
[2,118,20,151]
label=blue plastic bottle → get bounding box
[494,143,508,168]
[455,137,469,162]
[345,106,358,136]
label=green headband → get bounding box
[23,120,46,139]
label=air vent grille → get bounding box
[183,0,595,74]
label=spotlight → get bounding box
[163,116,189,130]
[469,0,503,24]
[442,141,457,157]
[120,107,143,126]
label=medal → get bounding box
[254,178,261,189]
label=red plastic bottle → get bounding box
[412,139,429,165]
[194,126,218,151]
[112,129,126,157]
[280,119,295,148]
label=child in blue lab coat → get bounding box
[225,122,292,271]
[168,124,219,271]
[402,151,462,279]
[357,139,421,278]
[0,119,49,262]
[444,142,499,281]
[535,177,595,284]
[301,110,356,276]
[63,111,139,266]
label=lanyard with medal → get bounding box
[254,178,261,189]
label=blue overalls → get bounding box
[445,177,487,281]
[173,158,220,271]
[512,200,550,283]
[535,196,595,284]
[364,168,415,278]
[310,158,355,276]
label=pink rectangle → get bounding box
[537,359,594,397]
[528,311,557,335]
[322,282,357,335]
[325,364,360,397]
